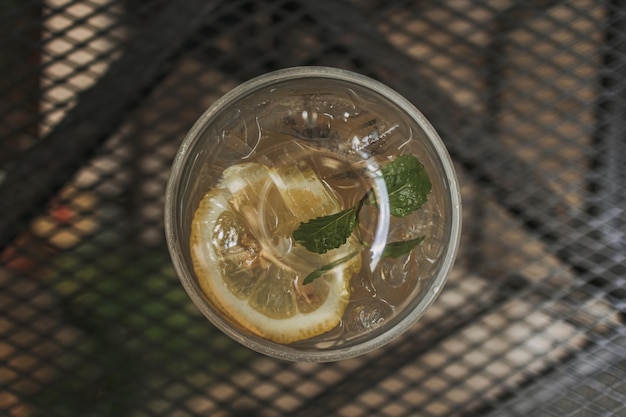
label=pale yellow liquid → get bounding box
[220,137,441,348]
[200,89,445,347]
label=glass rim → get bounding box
[165,66,462,362]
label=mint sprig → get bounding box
[381,155,431,217]
[382,236,425,258]
[302,250,360,285]
[293,155,432,284]
[292,207,358,254]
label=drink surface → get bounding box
[189,80,446,348]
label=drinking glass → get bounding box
[165,67,461,362]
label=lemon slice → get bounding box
[190,162,361,344]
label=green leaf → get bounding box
[382,236,425,258]
[381,155,431,217]
[292,206,358,254]
[303,251,360,285]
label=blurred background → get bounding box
[1,0,625,416]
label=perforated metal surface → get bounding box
[1,1,625,416]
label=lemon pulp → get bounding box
[190,162,361,344]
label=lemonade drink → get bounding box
[165,67,461,361]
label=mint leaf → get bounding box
[382,236,425,258]
[292,207,358,254]
[303,251,360,284]
[293,154,432,273]
[381,155,431,217]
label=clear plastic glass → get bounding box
[165,67,461,362]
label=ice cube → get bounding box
[380,257,412,288]
[345,298,393,334]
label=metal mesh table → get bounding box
[1,0,624,416]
